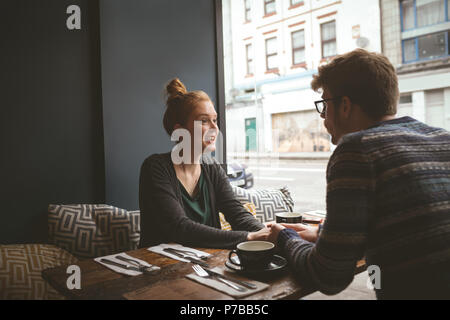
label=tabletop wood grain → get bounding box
[42,247,366,300]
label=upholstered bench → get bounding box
[0,186,294,299]
[0,244,78,299]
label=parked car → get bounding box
[227,162,253,189]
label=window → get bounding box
[265,37,278,71]
[290,0,304,6]
[403,30,449,62]
[244,0,251,22]
[416,0,445,28]
[266,37,278,71]
[264,0,276,16]
[401,0,415,30]
[291,30,305,65]
[246,43,254,75]
[401,0,449,30]
[321,20,337,58]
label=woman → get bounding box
[139,78,269,248]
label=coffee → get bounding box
[228,241,275,270]
[275,212,303,224]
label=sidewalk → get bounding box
[228,151,332,160]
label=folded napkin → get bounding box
[147,243,211,263]
[186,267,269,298]
[94,252,160,276]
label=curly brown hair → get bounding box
[311,49,399,120]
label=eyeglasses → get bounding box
[314,97,342,114]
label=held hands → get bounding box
[280,223,319,243]
[247,226,271,241]
[265,222,319,244]
[248,223,320,243]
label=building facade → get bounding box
[223,0,382,156]
[381,0,450,131]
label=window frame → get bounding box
[290,0,304,8]
[265,36,278,72]
[244,0,252,22]
[402,30,450,63]
[400,0,450,32]
[245,43,254,76]
[264,0,277,16]
[320,20,337,59]
[291,29,306,66]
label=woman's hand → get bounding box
[247,227,271,241]
[281,223,319,243]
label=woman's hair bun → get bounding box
[165,78,187,100]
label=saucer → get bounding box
[225,254,287,278]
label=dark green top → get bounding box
[139,153,265,249]
[178,171,213,227]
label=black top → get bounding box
[139,152,264,249]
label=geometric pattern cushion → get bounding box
[231,186,294,224]
[48,204,140,259]
[0,244,78,300]
[219,202,257,231]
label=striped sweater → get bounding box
[278,116,450,299]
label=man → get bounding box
[268,49,450,299]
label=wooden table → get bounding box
[42,247,366,300]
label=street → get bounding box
[234,158,329,212]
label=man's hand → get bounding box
[247,227,271,241]
[281,223,319,243]
[267,223,286,244]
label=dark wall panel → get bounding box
[0,0,105,243]
[100,0,218,209]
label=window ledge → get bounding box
[245,73,254,78]
[265,68,280,74]
[397,56,450,75]
[288,2,304,10]
[291,63,307,69]
[263,12,276,18]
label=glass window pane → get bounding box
[246,44,253,60]
[245,0,251,21]
[267,54,278,69]
[403,38,417,61]
[418,32,446,59]
[402,0,415,30]
[292,30,305,49]
[323,41,336,58]
[248,60,254,74]
[416,0,445,27]
[266,37,277,54]
[291,0,303,5]
[265,0,276,14]
[321,21,336,41]
[293,49,305,64]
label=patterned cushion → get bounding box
[0,244,78,300]
[231,186,294,223]
[48,204,140,259]
[220,202,257,231]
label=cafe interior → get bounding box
[1,0,448,302]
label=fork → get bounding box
[192,264,247,292]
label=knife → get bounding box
[163,248,210,268]
[100,258,140,272]
[204,268,257,289]
[100,258,161,275]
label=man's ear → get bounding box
[340,96,352,119]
